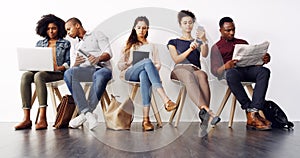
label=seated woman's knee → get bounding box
[196,70,208,80]
[34,71,47,82]
[142,58,154,65]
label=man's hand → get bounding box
[88,54,100,65]
[262,53,271,64]
[74,53,86,66]
[224,59,238,70]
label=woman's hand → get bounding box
[54,65,65,71]
[189,41,199,51]
[196,27,207,42]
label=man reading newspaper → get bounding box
[211,17,272,131]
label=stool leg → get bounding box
[130,85,139,100]
[31,90,37,107]
[229,96,237,128]
[48,86,58,116]
[35,108,40,124]
[100,90,109,117]
[151,93,162,128]
[216,88,232,117]
[169,87,182,124]
[71,106,79,119]
[31,90,39,124]
[174,86,186,128]
[246,84,254,96]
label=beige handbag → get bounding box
[104,95,134,130]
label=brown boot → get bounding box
[246,111,271,130]
[142,117,154,131]
[257,113,272,127]
[15,120,32,130]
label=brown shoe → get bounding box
[246,111,271,130]
[15,120,32,130]
[142,117,154,131]
[256,113,272,126]
[164,100,177,112]
[35,121,48,130]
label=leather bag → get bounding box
[53,95,76,129]
[104,95,134,130]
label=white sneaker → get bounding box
[85,112,98,130]
[69,113,87,128]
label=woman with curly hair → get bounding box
[14,14,70,130]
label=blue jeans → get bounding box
[224,66,270,110]
[64,66,112,113]
[125,59,162,106]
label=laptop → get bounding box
[17,47,54,71]
[132,51,149,65]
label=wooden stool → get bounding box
[81,81,111,118]
[31,80,65,124]
[121,78,163,128]
[168,79,187,127]
[215,82,254,128]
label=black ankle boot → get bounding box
[199,109,209,125]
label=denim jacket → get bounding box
[36,38,71,70]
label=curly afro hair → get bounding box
[35,14,67,39]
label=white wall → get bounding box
[1,0,299,122]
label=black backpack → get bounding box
[262,100,294,129]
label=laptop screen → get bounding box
[17,47,54,71]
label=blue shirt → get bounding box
[36,38,71,70]
[167,38,202,69]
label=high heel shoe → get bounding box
[199,109,209,126]
[211,116,221,125]
[199,108,221,126]
[164,100,177,112]
[142,117,154,131]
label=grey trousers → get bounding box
[20,71,63,109]
[171,64,211,108]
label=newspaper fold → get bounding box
[232,41,270,67]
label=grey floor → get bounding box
[1,121,299,158]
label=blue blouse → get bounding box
[36,38,71,70]
[167,38,202,69]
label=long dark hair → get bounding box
[36,14,67,39]
[124,16,149,54]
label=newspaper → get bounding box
[232,41,270,67]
